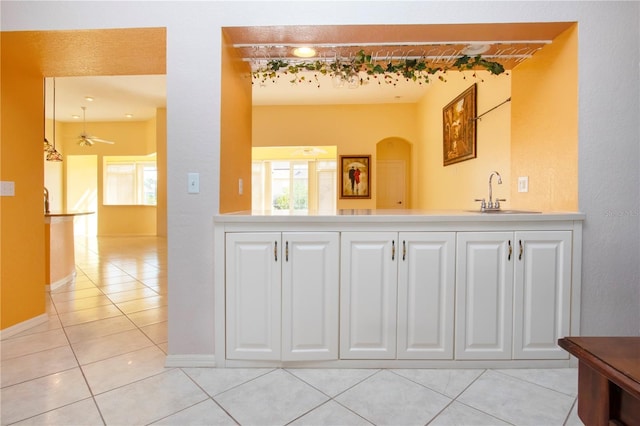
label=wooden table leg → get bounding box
[578,360,610,426]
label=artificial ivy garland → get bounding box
[252,49,506,87]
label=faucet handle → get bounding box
[495,198,506,208]
[474,198,486,209]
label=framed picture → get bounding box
[340,155,371,199]
[443,83,477,166]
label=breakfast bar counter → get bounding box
[45,211,93,291]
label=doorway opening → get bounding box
[376,138,412,209]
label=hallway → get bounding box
[1,236,583,425]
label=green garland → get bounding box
[252,49,505,86]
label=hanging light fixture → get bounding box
[45,77,63,162]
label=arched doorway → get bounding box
[376,137,412,209]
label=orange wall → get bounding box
[0,33,47,329]
[219,30,252,213]
[252,103,418,210]
[511,24,578,211]
[415,71,512,210]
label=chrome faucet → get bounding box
[44,187,50,214]
[474,171,506,211]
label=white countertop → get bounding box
[214,209,585,224]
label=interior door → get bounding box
[376,160,406,209]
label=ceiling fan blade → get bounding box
[88,137,116,145]
[78,135,115,146]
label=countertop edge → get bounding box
[214,210,586,224]
[45,211,95,218]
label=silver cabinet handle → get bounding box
[274,241,278,262]
[402,240,406,261]
[392,240,396,261]
[508,240,512,261]
[286,241,289,262]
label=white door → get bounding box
[226,233,281,360]
[455,232,514,360]
[397,232,455,359]
[376,160,406,209]
[340,232,398,359]
[513,231,572,359]
[281,232,339,361]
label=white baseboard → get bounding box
[46,271,76,292]
[165,354,217,368]
[0,313,49,340]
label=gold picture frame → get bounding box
[340,155,371,199]
[443,84,477,166]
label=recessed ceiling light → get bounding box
[85,96,94,102]
[292,47,316,58]
[71,115,80,119]
[125,114,134,119]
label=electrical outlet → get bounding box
[518,176,529,193]
[238,178,243,195]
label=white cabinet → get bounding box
[397,232,455,359]
[455,231,572,360]
[215,214,583,368]
[513,231,572,359]
[340,232,455,360]
[340,232,398,359]
[226,232,339,361]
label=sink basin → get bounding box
[467,209,541,214]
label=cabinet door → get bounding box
[340,232,398,359]
[281,232,339,361]
[397,232,455,359]
[513,231,572,359]
[455,232,514,360]
[226,233,281,360]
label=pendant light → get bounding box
[45,77,63,162]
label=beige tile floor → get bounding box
[1,236,584,425]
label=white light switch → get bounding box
[518,176,529,193]
[0,181,15,196]
[188,173,199,194]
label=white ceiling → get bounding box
[45,75,167,122]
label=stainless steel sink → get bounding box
[467,209,541,214]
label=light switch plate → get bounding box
[518,176,529,193]
[0,181,15,196]
[188,173,199,194]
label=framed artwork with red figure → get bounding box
[340,155,370,199]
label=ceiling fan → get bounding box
[77,106,116,146]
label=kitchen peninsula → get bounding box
[45,211,93,291]
[213,209,584,368]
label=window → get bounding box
[103,155,157,205]
[252,159,336,213]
